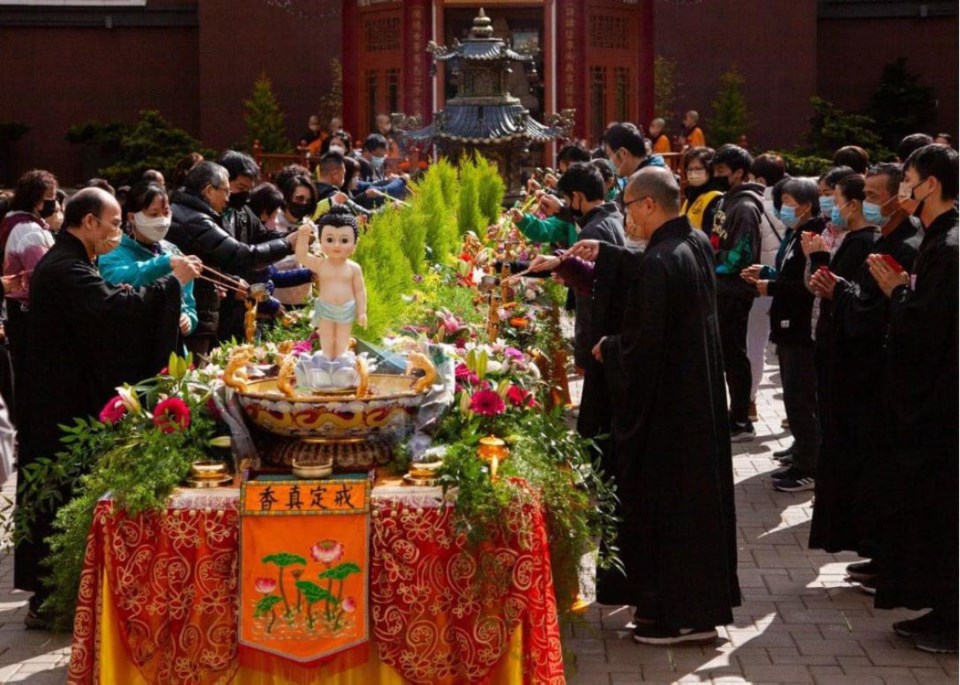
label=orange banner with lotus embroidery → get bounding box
[239,478,370,663]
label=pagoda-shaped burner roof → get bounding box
[409,8,568,147]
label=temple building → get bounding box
[0,0,956,184]
[341,0,654,145]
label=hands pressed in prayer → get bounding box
[179,314,192,334]
[566,239,601,263]
[800,232,825,256]
[810,268,838,300]
[867,254,910,298]
[755,280,769,297]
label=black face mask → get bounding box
[288,202,312,220]
[228,191,250,210]
[39,199,58,218]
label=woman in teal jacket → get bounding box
[100,181,198,338]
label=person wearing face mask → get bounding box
[169,162,297,354]
[270,166,323,307]
[817,166,856,254]
[804,163,921,585]
[680,146,724,230]
[321,129,353,157]
[862,144,958,654]
[563,167,740,646]
[15,188,198,629]
[354,133,408,209]
[602,123,666,212]
[709,145,766,441]
[1,169,60,421]
[789,175,877,496]
[99,181,199,346]
[744,178,826,489]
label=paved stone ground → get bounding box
[0,352,956,683]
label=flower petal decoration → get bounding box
[116,386,142,415]
[254,577,277,594]
[98,396,127,425]
[342,596,357,613]
[153,397,191,433]
[311,539,344,565]
[469,389,506,416]
[506,384,536,408]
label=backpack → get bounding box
[742,190,784,267]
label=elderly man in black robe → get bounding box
[15,187,198,628]
[865,143,958,654]
[568,166,740,645]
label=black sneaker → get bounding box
[770,464,794,479]
[24,608,50,631]
[730,422,755,443]
[773,442,797,459]
[914,631,959,654]
[632,623,718,646]
[894,611,948,639]
[777,454,795,466]
[854,577,877,595]
[845,560,879,582]
[773,468,815,492]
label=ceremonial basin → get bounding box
[226,346,437,472]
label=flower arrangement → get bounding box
[10,353,229,629]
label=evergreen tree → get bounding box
[654,55,681,124]
[868,58,938,150]
[475,155,505,227]
[806,97,889,161]
[319,58,344,127]
[97,110,213,186]
[457,157,484,237]
[244,72,292,153]
[708,65,749,147]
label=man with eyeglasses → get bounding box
[169,161,298,354]
[15,187,200,629]
[566,166,740,647]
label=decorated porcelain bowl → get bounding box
[235,375,429,440]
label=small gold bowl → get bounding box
[291,458,334,480]
[190,460,228,480]
[408,460,443,480]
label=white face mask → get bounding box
[329,145,346,155]
[134,212,172,243]
[686,169,708,186]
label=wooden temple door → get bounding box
[584,5,641,143]
[354,2,403,140]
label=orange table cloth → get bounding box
[67,486,564,684]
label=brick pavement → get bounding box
[0,353,956,683]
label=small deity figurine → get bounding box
[294,207,368,389]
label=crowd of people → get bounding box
[511,122,957,652]
[0,137,411,628]
[0,115,955,652]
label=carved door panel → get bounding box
[357,5,403,138]
[584,5,640,143]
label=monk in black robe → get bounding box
[569,167,740,646]
[807,165,921,559]
[865,144,958,653]
[15,188,193,627]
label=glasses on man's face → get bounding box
[623,196,649,209]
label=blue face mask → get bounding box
[862,201,889,227]
[819,195,835,218]
[779,205,800,228]
[831,203,848,229]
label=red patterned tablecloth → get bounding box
[68,485,564,685]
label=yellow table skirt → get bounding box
[99,569,524,684]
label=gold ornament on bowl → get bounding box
[190,460,228,480]
[476,436,509,479]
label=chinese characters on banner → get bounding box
[239,479,370,663]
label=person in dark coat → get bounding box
[14,188,197,627]
[791,175,878,496]
[568,167,740,646]
[168,161,297,353]
[806,164,922,564]
[865,144,958,654]
[744,178,827,494]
